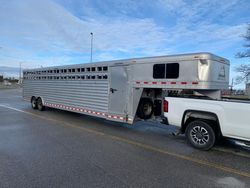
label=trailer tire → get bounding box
[137,98,153,119]
[37,97,45,111]
[31,97,37,110]
[185,120,215,150]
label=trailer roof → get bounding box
[24,52,229,71]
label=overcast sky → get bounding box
[0,0,250,86]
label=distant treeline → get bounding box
[0,75,19,83]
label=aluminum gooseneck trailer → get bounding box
[23,52,230,124]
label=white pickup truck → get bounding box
[164,96,250,150]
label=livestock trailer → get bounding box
[23,52,230,124]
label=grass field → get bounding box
[222,95,250,100]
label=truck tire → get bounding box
[37,97,45,111]
[137,98,153,119]
[31,97,37,109]
[185,120,216,150]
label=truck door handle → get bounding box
[110,88,117,93]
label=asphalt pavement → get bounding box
[0,88,250,188]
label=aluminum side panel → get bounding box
[23,80,109,112]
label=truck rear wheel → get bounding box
[31,97,37,109]
[37,97,45,111]
[136,98,153,119]
[185,120,215,150]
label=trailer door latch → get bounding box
[110,88,118,93]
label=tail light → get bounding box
[164,100,168,112]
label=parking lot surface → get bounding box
[0,89,250,188]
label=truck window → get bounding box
[166,63,179,78]
[153,64,165,79]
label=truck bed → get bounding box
[164,96,250,142]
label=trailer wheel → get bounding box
[37,97,45,111]
[31,97,37,110]
[185,120,215,150]
[137,98,153,119]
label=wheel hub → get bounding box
[196,132,203,139]
[190,126,209,145]
[143,104,152,116]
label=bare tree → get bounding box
[235,24,250,84]
[235,64,250,83]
